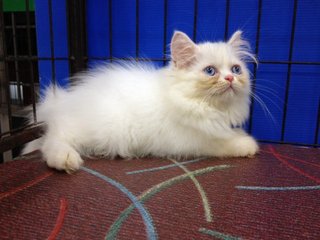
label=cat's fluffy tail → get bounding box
[22,137,43,154]
[22,86,63,155]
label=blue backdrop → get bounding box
[34,0,320,145]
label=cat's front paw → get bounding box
[230,135,259,157]
[43,144,83,173]
[64,151,84,174]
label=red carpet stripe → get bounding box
[48,198,68,240]
[0,172,53,200]
[269,146,320,184]
[261,149,320,169]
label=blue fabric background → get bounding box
[34,0,320,145]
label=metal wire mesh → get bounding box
[0,0,319,162]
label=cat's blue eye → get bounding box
[203,66,216,76]
[231,65,242,74]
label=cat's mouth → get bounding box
[220,85,235,95]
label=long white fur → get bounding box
[23,30,259,172]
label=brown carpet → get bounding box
[0,144,319,240]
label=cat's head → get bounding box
[170,30,256,105]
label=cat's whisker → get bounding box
[250,92,278,126]
[254,78,285,90]
[253,90,283,113]
[252,86,284,103]
[255,88,284,104]
[253,83,281,93]
[204,88,219,101]
[250,93,270,118]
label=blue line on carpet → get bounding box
[236,185,320,191]
[199,227,242,240]
[81,166,157,240]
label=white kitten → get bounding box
[23,30,259,172]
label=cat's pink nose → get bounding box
[224,75,234,82]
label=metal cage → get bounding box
[0,0,319,162]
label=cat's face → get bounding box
[170,31,256,104]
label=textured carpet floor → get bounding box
[0,144,319,240]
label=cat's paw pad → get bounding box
[64,152,84,173]
[45,147,83,173]
[233,136,259,157]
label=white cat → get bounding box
[23,30,259,172]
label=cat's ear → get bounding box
[171,31,198,69]
[228,30,244,48]
[228,30,257,64]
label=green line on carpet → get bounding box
[81,167,157,240]
[169,158,212,222]
[126,158,206,175]
[106,164,231,239]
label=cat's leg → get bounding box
[213,129,259,157]
[202,129,259,157]
[41,135,83,173]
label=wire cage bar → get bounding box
[0,0,319,162]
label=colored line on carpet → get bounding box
[236,185,320,191]
[48,198,68,240]
[81,167,157,240]
[269,146,320,184]
[0,171,53,200]
[106,165,231,239]
[261,149,320,169]
[199,228,241,240]
[169,158,212,222]
[126,158,206,175]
